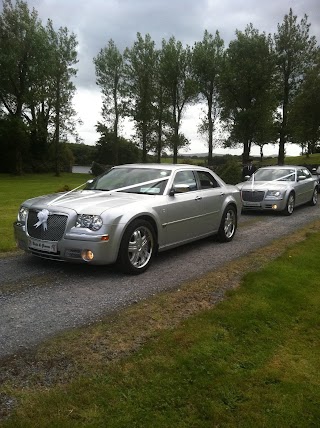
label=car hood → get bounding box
[23,190,149,215]
[237,181,289,191]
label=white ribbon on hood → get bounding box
[34,209,49,230]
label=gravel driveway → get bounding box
[1,204,320,359]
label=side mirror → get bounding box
[169,184,191,196]
[244,175,251,181]
[298,175,306,181]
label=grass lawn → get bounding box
[0,173,89,253]
[1,225,320,427]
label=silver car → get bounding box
[237,165,318,215]
[14,164,241,274]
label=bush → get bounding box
[214,158,242,184]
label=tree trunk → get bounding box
[55,76,61,177]
[207,97,213,166]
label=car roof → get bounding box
[259,165,305,170]
[114,163,210,171]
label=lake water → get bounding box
[72,165,91,174]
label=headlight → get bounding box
[265,190,283,199]
[18,206,29,222]
[75,214,103,231]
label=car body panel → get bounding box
[14,164,241,270]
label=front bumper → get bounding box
[241,198,287,211]
[13,221,119,265]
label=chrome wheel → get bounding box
[217,205,237,242]
[283,193,295,216]
[310,188,318,206]
[128,226,154,269]
[118,219,156,274]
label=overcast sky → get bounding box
[26,0,320,157]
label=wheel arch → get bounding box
[116,214,159,258]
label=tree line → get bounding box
[0,0,319,175]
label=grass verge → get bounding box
[1,221,320,427]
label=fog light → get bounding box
[101,234,109,241]
[272,204,278,210]
[81,250,94,261]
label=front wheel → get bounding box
[309,187,318,206]
[283,192,295,216]
[117,219,156,275]
[217,205,237,242]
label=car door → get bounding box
[195,170,224,233]
[163,170,204,246]
[295,168,314,205]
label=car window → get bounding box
[302,168,312,178]
[87,168,171,195]
[253,168,295,182]
[197,171,220,189]
[173,170,197,192]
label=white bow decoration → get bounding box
[34,209,49,231]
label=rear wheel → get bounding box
[309,187,318,206]
[117,219,156,274]
[217,205,237,242]
[283,192,295,216]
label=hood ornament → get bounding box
[34,209,49,231]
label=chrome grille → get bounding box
[27,210,67,241]
[242,190,265,202]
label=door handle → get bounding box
[195,196,202,201]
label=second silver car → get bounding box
[237,165,318,215]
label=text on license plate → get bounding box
[28,238,57,253]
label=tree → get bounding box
[274,8,318,164]
[124,33,158,163]
[95,123,140,165]
[0,0,43,173]
[153,48,172,163]
[46,21,78,176]
[160,37,198,163]
[219,24,276,163]
[289,51,320,156]
[0,0,78,174]
[94,39,125,166]
[192,30,224,166]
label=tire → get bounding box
[283,192,295,216]
[117,219,156,275]
[309,187,318,206]
[217,205,237,242]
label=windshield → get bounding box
[251,168,295,182]
[86,167,172,195]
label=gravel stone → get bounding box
[1,205,319,359]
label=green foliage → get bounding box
[0,0,78,174]
[219,24,276,163]
[66,143,97,166]
[214,157,242,184]
[274,8,318,164]
[94,39,125,165]
[289,52,320,153]
[124,33,158,162]
[161,37,198,163]
[192,30,224,165]
[95,124,141,165]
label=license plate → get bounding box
[244,201,261,207]
[28,238,58,253]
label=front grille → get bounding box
[242,190,265,202]
[27,210,68,241]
